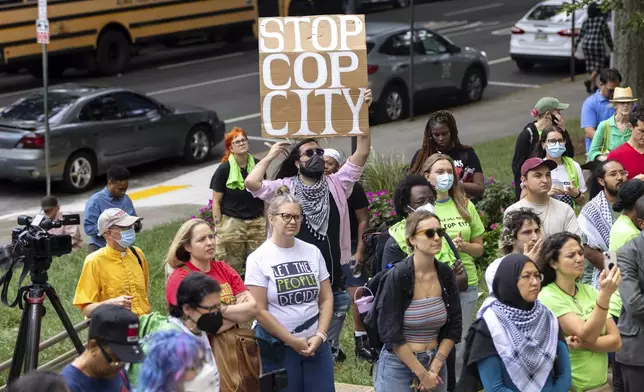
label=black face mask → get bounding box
[299,154,325,179]
[195,311,223,334]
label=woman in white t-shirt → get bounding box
[535,126,587,208]
[245,186,334,392]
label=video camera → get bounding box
[1,213,80,303]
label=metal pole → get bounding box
[408,0,414,120]
[42,43,51,196]
[609,10,615,67]
[570,0,576,82]
[347,0,358,153]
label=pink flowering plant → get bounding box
[366,190,396,228]
[193,199,215,226]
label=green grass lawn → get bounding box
[0,117,585,387]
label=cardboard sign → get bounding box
[259,15,369,138]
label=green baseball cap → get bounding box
[534,97,569,115]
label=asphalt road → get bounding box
[0,0,574,218]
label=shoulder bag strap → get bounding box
[128,246,142,269]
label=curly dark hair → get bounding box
[599,68,622,85]
[536,232,582,286]
[498,208,542,255]
[409,110,470,174]
[274,138,318,179]
[613,178,644,212]
[169,272,221,317]
[629,105,644,128]
[392,175,436,218]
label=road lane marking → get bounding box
[224,112,261,123]
[444,3,504,16]
[128,185,191,201]
[438,21,484,34]
[492,27,513,35]
[424,20,469,31]
[488,81,540,88]
[489,56,512,65]
[444,21,502,37]
[147,72,259,96]
[158,52,245,70]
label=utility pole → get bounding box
[409,0,415,120]
[36,0,51,196]
[569,0,576,82]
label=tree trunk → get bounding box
[613,0,644,99]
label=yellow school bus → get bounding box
[0,0,257,77]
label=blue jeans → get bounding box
[374,347,448,392]
[327,290,350,350]
[262,342,336,392]
[454,286,478,381]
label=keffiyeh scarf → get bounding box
[482,299,559,392]
[294,176,330,240]
[579,191,613,288]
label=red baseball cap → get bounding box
[521,157,558,177]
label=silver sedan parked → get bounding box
[367,22,490,123]
[0,84,224,192]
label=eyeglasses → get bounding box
[300,148,324,158]
[605,170,628,178]
[195,303,222,313]
[546,139,565,145]
[274,213,302,223]
[98,344,124,367]
[520,273,544,283]
[414,228,445,239]
[232,139,248,146]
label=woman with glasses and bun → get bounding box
[245,186,334,392]
[371,210,461,392]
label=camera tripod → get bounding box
[7,266,85,383]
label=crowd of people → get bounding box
[6,68,644,392]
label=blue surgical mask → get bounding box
[435,174,454,192]
[546,143,566,158]
[116,229,136,248]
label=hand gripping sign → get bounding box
[259,15,369,138]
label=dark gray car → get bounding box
[366,22,490,123]
[0,84,224,192]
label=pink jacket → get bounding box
[249,159,364,265]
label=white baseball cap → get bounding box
[323,148,344,165]
[98,208,141,236]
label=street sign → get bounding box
[36,19,50,44]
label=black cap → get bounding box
[88,305,144,363]
[40,195,58,210]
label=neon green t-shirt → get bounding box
[434,198,484,286]
[609,215,639,252]
[539,283,610,391]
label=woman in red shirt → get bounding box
[165,219,257,332]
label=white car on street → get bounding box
[509,0,611,71]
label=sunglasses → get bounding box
[98,344,124,367]
[300,148,324,158]
[415,228,445,239]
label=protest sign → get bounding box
[259,14,369,138]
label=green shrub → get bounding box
[361,150,407,194]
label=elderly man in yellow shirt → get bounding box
[73,208,151,317]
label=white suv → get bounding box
[509,0,611,71]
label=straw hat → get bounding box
[610,87,638,103]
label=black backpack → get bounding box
[358,233,462,360]
[362,221,394,278]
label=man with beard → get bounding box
[244,90,372,362]
[505,158,580,237]
[61,305,144,392]
[579,160,628,288]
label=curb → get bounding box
[335,382,373,392]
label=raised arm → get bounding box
[244,142,290,192]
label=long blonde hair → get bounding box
[422,153,472,222]
[165,219,212,269]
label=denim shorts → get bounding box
[374,347,448,392]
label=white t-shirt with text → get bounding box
[245,239,330,338]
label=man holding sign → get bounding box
[259,14,369,138]
[246,91,372,364]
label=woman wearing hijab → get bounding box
[458,254,572,392]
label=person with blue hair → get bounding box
[135,330,213,392]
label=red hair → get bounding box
[222,127,248,163]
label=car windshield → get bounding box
[526,4,583,23]
[367,42,375,53]
[0,92,78,123]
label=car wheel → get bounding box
[378,84,408,123]
[392,0,410,8]
[96,29,131,76]
[460,68,484,104]
[515,60,534,72]
[63,151,96,193]
[184,125,212,164]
